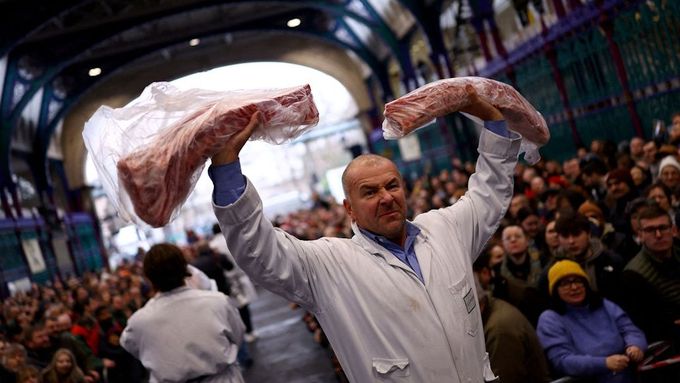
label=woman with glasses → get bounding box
[536,260,647,383]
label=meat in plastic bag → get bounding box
[83,82,319,227]
[382,77,549,164]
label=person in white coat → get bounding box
[120,243,245,383]
[208,88,521,382]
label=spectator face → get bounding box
[660,166,680,190]
[630,167,645,186]
[112,295,124,310]
[3,350,26,372]
[643,143,657,164]
[647,187,671,211]
[606,178,630,199]
[343,158,407,244]
[558,230,590,259]
[521,214,541,239]
[556,276,587,306]
[639,215,675,254]
[55,351,73,375]
[56,314,72,333]
[27,329,50,350]
[489,245,505,267]
[563,159,580,179]
[671,115,680,140]
[577,147,588,159]
[530,177,546,195]
[45,318,60,337]
[545,221,559,249]
[502,226,528,257]
[522,168,537,184]
[509,195,529,218]
[630,138,644,158]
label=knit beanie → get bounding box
[658,155,680,177]
[548,260,589,295]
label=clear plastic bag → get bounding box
[83,82,319,227]
[382,77,549,164]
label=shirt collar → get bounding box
[359,221,421,249]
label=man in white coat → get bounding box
[120,243,245,383]
[209,89,521,382]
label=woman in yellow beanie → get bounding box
[536,260,647,383]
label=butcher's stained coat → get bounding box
[215,129,521,382]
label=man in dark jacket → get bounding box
[622,203,680,346]
[539,212,625,304]
[192,241,233,295]
[474,253,551,383]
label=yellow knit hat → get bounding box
[548,260,589,295]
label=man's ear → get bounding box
[343,199,354,221]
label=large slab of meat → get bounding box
[116,84,318,227]
[382,77,549,147]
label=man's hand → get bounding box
[625,346,644,362]
[211,111,263,165]
[459,85,503,121]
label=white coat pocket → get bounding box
[448,277,480,337]
[372,357,410,380]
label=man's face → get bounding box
[563,159,580,179]
[502,226,528,257]
[343,160,407,244]
[530,177,545,194]
[639,215,675,255]
[660,166,680,189]
[647,187,671,211]
[509,195,528,217]
[607,179,630,200]
[630,138,644,157]
[544,221,559,249]
[671,115,680,139]
[45,318,60,337]
[521,215,541,239]
[643,143,657,164]
[28,328,50,350]
[558,231,590,259]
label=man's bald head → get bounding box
[342,154,399,197]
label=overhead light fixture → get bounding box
[88,67,102,77]
[287,18,301,28]
[189,38,200,46]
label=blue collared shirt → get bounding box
[359,223,424,282]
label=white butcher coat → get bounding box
[120,286,245,383]
[214,129,520,382]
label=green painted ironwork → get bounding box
[74,224,103,271]
[540,121,576,162]
[636,92,680,138]
[513,55,563,118]
[614,0,680,90]
[556,28,623,109]
[574,105,632,146]
[0,231,23,270]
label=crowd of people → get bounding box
[0,230,258,383]
[268,112,680,382]
[1,111,679,382]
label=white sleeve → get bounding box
[427,128,521,261]
[213,181,322,311]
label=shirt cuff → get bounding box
[208,160,246,206]
[484,120,509,138]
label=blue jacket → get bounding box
[537,299,647,383]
